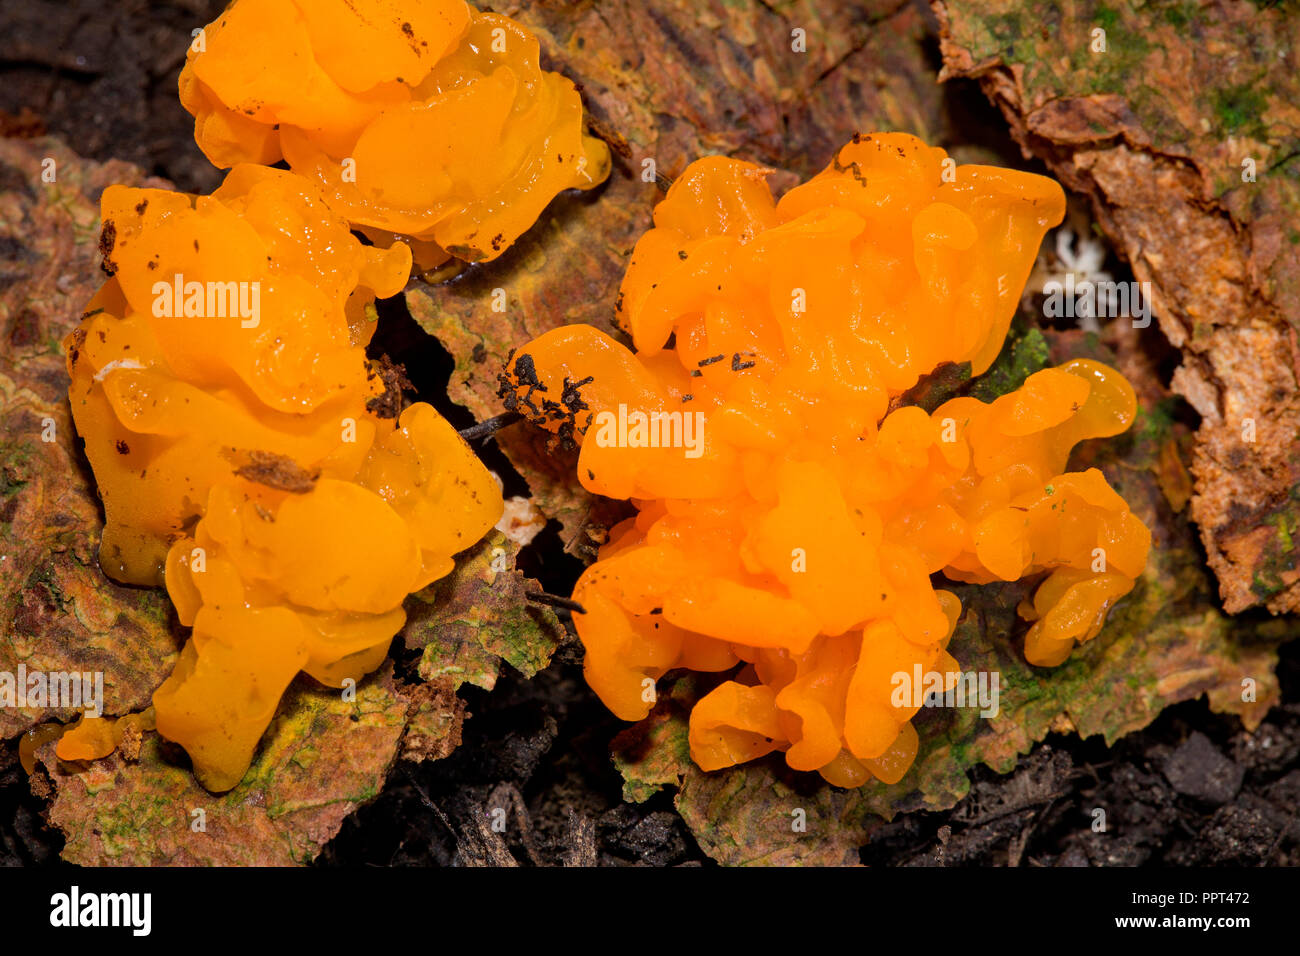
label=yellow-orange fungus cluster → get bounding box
[180,0,611,265]
[54,711,155,764]
[66,166,502,790]
[502,133,1151,787]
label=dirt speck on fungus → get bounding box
[231,450,319,495]
[366,354,417,420]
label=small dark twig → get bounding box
[526,591,587,615]
[402,767,456,837]
[584,112,632,161]
[458,411,522,442]
[583,113,674,192]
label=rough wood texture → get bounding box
[932,0,1300,614]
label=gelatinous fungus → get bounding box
[501,133,1150,787]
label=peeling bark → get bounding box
[932,0,1300,613]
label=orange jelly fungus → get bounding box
[179,0,611,265]
[53,710,157,763]
[66,165,502,791]
[54,716,117,763]
[502,133,1151,787]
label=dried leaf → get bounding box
[401,678,466,763]
[405,530,564,691]
[0,137,176,737]
[678,759,868,866]
[43,663,418,866]
[612,700,865,866]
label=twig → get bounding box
[403,767,455,836]
[526,590,587,614]
[459,411,522,442]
